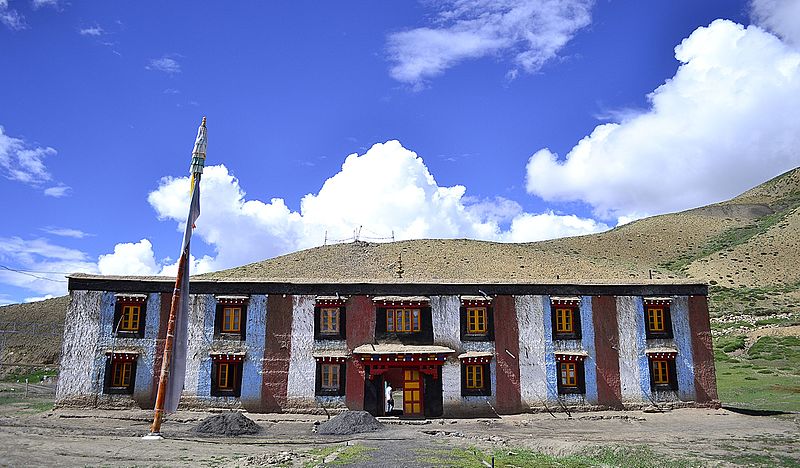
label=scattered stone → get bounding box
[233,451,298,466]
[192,412,261,436]
[316,410,383,435]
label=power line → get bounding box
[0,265,68,283]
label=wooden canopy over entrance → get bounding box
[353,344,454,379]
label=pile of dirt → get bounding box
[192,412,261,436]
[316,410,383,435]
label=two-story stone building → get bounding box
[56,240,718,417]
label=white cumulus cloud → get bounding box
[147,140,608,272]
[526,19,800,222]
[387,0,593,86]
[751,0,800,48]
[97,239,160,276]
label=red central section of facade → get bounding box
[493,295,522,414]
[689,295,718,403]
[262,294,293,411]
[345,295,375,410]
[592,295,623,408]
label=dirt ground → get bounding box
[0,383,798,467]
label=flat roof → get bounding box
[67,273,707,296]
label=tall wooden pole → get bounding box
[149,251,187,435]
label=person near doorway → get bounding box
[385,382,394,414]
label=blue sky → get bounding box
[1,0,799,304]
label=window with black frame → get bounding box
[460,355,492,396]
[460,297,494,341]
[644,299,673,339]
[210,354,244,397]
[214,296,249,341]
[103,352,138,395]
[550,297,581,341]
[314,297,347,340]
[314,358,347,396]
[555,355,586,395]
[112,294,147,338]
[647,352,678,391]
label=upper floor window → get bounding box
[214,296,248,340]
[314,297,347,340]
[113,294,147,338]
[374,297,432,344]
[459,297,494,341]
[550,297,581,340]
[387,308,421,332]
[222,306,242,333]
[103,352,138,395]
[644,299,673,339]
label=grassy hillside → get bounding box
[2,167,799,408]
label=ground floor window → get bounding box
[461,362,491,396]
[556,358,586,395]
[315,361,346,396]
[649,357,678,391]
[211,358,243,397]
[103,354,137,395]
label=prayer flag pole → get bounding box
[145,117,207,439]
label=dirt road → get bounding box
[0,387,797,467]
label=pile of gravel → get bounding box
[192,412,262,436]
[317,410,383,435]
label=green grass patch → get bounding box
[304,444,374,467]
[715,359,800,412]
[714,334,746,353]
[416,445,697,468]
[1,368,57,383]
[0,395,54,413]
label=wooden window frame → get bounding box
[221,306,242,334]
[113,299,146,338]
[648,357,678,391]
[210,359,243,397]
[376,306,433,344]
[460,305,494,341]
[315,361,347,396]
[314,306,346,340]
[214,300,248,341]
[466,307,487,334]
[644,304,673,339]
[387,308,421,333]
[556,360,586,395]
[551,304,581,341]
[103,356,137,395]
[460,362,491,396]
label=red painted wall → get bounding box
[689,295,718,402]
[262,294,293,411]
[592,296,624,409]
[345,295,375,410]
[493,295,522,414]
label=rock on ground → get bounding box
[192,412,261,436]
[316,410,383,435]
